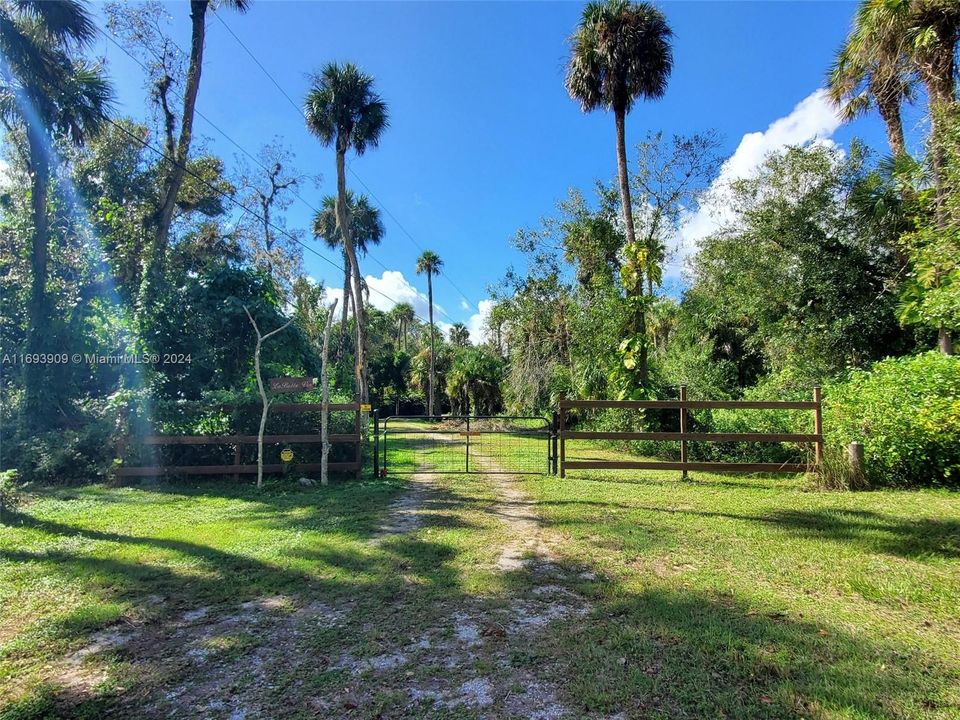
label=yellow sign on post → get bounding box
[359,403,372,412]
[280,448,294,463]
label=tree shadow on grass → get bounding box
[556,586,959,719]
[529,498,960,561]
[634,505,960,561]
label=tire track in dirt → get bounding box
[54,428,596,719]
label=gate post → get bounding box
[558,402,566,479]
[465,415,470,473]
[551,411,559,475]
[373,410,380,478]
[679,386,688,481]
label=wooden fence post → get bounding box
[813,387,823,468]
[354,396,362,480]
[848,441,864,483]
[679,386,688,481]
[373,410,380,479]
[551,411,559,476]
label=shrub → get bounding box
[823,352,960,487]
[0,470,23,522]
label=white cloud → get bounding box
[466,299,495,344]
[667,88,843,280]
[325,269,447,324]
[460,299,471,311]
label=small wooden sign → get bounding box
[269,376,316,392]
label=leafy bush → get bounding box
[0,470,23,521]
[824,352,960,487]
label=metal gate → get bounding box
[377,415,554,475]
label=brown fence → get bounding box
[116,402,362,479]
[558,387,822,478]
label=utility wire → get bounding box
[99,26,458,326]
[210,8,480,315]
[99,112,444,328]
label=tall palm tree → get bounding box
[565,0,673,385]
[827,3,914,158]
[142,0,249,303]
[449,323,470,348]
[848,0,959,353]
[305,62,388,402]
[391,302,415,351]
[0,0,113,424]
[416,251,443,415]
[313,191,384,355]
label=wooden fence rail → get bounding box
[558,387,822,478]
[116,401,362,480]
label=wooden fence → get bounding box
[558,387,822,478]
[116,402,362,479]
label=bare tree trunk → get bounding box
[321,298,338,486]
[156,0,207,253]
[243,306,292,489]
[427,271,436,416]
[255,374,269,489]
[615,106,648,386]
[141,0,208,306]
[23,126,50,426]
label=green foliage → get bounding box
[446,346,504,415]
[0,470,23,521]
[897,104,960,342]
[824,352,960,487]
[687,144,914,384]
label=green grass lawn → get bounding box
[1,435,958,719]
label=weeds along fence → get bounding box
[557,387,823,478]
[115,401,362,479]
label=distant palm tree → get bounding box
[313,191,384,354]
[0,0,113,423]
[565,0,672,385]
[828,2,914,158]
[416,251,443,415]
[305,62,388,401]
[845,0,959,354]
[144,0,249,300]
[449,323,470,348]
[391,302,416,351]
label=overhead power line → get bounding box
[210,8,480,315]
[98,26,459,326]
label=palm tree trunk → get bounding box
[615,107,648,385]
[321,298,338,486]
[336,254,351,359]
[335,148,369,402]
[922,62,956,354]
[23,125,50,426]
[428,272,436,416]
[876,94,906,159]
[142,0,209,304]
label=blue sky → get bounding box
[91,1,918,339]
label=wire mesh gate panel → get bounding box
[381,416,552,475]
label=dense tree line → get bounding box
[0,0,957,486]
[486,0,958,485]
[0,0,504,481]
